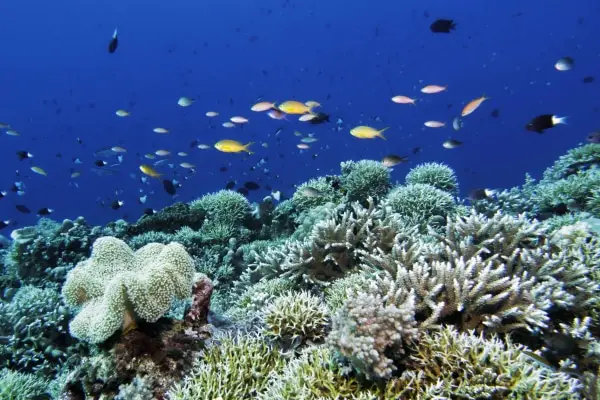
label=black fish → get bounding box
[16,205,31,214]
[163,179,177,195]
[583,76,595,84]
[95,160,108,167]
[189,139,198,148]
[308,112,330,125]
[143,208,156,215]
[468,188,493,201]
[219,166,228,172]
[0,191,5,199]
[587,131,600,143]
[490,108,500,118]
[237,187,249,197]
[111,200,123,210]
[0,220,10,229]
[108,28,118,53]
[244,181,260,191]
[16,150,32,161]
[225,180,236,189]
[411,146,422,154]
[37,208,53,216]
[526,114,566,133]
[430,19,456,33]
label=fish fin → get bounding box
[244,142,255,154]
[378,127,389,139]
[552,115,567,125]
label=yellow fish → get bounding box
[139,164,162,178]
[277,100,314,115]
[350,126,388,140]
[214,140,254,154]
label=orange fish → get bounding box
[420,85,447,94]
[391,95,417,105]
[461,95,489,117]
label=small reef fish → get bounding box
[206,111,219,117]
[108,28,118,53]
[177,97,194,107]
[461,95,489,117]
[468,188,496,201]
[222,122,236,128]
[251,102,276,112]
[526,114,567,133]
[452,117,463,131]
[424,121,445,128]
[297,143,310,149]
[382,155,408,167]
[139,164,162,178]
[267,109,287,120]
[31,166,47,176]
[430,19,456,33]
[391,95,417,105]
[214,140,254,154]
[350,126,388,140]
[16,151,33,161]
[443,139,463,149]
[277,101,314,115]
[299,187,323,197]
[421,85,447,94]
[115,109,130,117]
[555,57,574,71]
[111,146,127,153]
[5,130,19,136]
[230,116,249,124]
[155,150,171,156]
[153,127,169,134]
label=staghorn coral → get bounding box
[358,210,600,337]
[382,326,582,399]
[227,277,295,322]
[262,291,330,347]
[62,237,195,343]
[248,198,407,287]
[0,369,50,400]
[259,346,366,400]
[404,161,459,194]
[340,159,391,203]
[167,333,286,400]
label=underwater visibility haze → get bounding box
[1,0,600,398]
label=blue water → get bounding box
[1,0,599,229]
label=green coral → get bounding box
[404,162,459,194]
[542,143,600,182]
[341,160,391,202]
[0,286,85,377]
[0,369,50,400]
[227,277,295,321]
[292,176,343,213]
[534,170,600,213]
[383,183,456,230]
[262,291,330,346]
[323,272,371,312]
[167,334,286,400]
[190,190,251,226]
[62,236,195,343]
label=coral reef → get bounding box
[340,159,391,203]
[404,161,459,194]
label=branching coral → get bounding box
[292,176,344,213]
[190,190,252,226]
[262,291,330,347]
[382,326,582,399]
[327,278,419,379]
[167,334,286,400]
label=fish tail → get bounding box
[113,27,118,38]
[378,127,389,139]
[244,142,255,154]
[552,115,567,125]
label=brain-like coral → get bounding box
[62,236,195,343]
[404,162,458,194]
[341,159,391,202]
